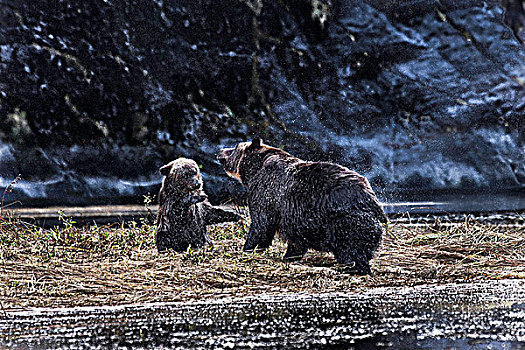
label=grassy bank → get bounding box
[1,211,524,311]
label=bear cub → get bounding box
[217,139,387,275]
[155,158,240,252]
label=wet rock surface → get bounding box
[1,280,524,349]
[0,1,524,205]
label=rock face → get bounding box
[0,0,524,206]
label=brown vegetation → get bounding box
[0,210,524,311]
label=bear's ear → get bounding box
[159,163,172,176]
[248,138,262,150]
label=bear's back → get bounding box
[285,161,386,222]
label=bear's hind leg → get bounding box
[155,230,170,252]
[155,230,190,253]
[333,247,372,275]
[283,242,308,262]
[331,232,376,275]
[330,213,382,275]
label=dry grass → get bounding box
[0,211,524,311]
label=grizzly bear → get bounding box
[155,158,241,252]
[217,139,387,275]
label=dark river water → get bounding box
[1,280,524,349]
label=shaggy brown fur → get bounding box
[155,158,240,252]
[217,139,387,275]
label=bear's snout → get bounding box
[217,149,229,165]
[188,178,201,190]
[217,146,242,182]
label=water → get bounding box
[1,280,524,349]
[381,192,525,214]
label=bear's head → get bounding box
[217,138,282,184]
[159,158,203,195]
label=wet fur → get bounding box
[217,140,387,275]
[155,158,240,252]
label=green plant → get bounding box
[58,210,76,231]
[0,174,21,221]
[141,193,156,227]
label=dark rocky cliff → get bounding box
[0,0,524,206]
